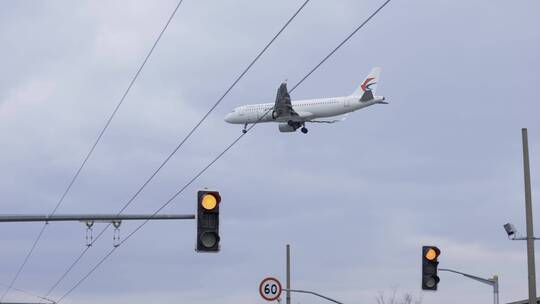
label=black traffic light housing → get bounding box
[422,246,440,290]
[196,190,221,252]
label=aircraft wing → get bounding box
[272,82,298,119]
[289,111,314,122]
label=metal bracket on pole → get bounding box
[112,220,121,247]
[509,235,540,241]
[85,220,94,247]
[283,289,345,304]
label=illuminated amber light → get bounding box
[425,248,438,261]
[201,194,218,210]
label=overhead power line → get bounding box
[0,282,54,304]
[53,0,392,302]
[290,0,391,93]
[42,0,311,299]
[0,0,186,302]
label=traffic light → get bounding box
[196,190,221,252]
[422,246,440,290]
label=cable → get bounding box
[44,234,97,297]
[42,0,311,299]
[0,281,54,304]
[57,122,246,303]
[53,1,391,302]
[0,224,47,303]
[0,1,186,302]
[290,0,391,93]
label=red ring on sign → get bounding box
[259,277,282,301]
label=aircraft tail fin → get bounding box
[351,67,382,101]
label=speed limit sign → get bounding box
[259,277,282,301]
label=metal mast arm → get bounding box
[283,289,344,304]
[439,268,494,286]
[439,268,499,304]
[0,214,194,223]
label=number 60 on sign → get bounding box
[259,277,282,301]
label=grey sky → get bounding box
[1,0,539,303]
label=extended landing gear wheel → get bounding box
[242,123,248,134]
[301,127,308,134]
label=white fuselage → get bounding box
[224,95,385,124]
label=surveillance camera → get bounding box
[504,223,517,237]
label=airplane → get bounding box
[224,67,386,134]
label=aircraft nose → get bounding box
[224,113,234,123]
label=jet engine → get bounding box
[278,123,297,132]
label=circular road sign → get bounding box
[259,277,282,301]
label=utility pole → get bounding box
[286,244,291,304]
[522,128,537,304]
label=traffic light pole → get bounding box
[439,268,499,304]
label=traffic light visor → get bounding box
[201,194,218,210]
[425,247,439,261]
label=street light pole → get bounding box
[522,128,537,304]
[439,268,499,304]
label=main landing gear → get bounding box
[287,120,308,134]
[242,123,248,134]
[286,120,308,134]
[300,122,308,134]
